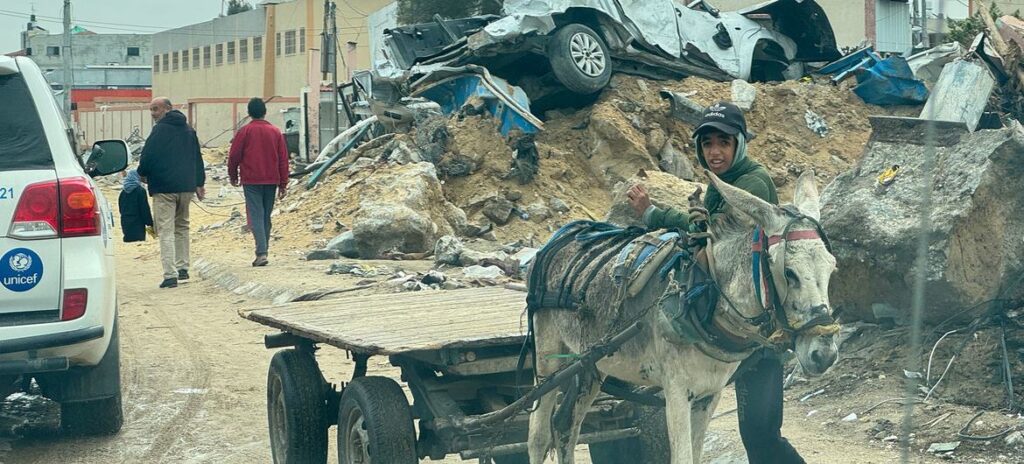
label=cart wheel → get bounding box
[338,376,417,464]
[267,349,328,464]
[491,453,530,464]
[589,404,669,464]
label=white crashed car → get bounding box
[384,0,840,95]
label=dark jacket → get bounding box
[118,172,153,242]
[228,119,290,188]
[137,110,206,195]
[645,136,778,229]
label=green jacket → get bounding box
[644,133,778,230]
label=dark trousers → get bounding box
[735,350,805,464]
[243,185,277,256]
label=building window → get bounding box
[162,53,169,72]
[276,32,282,56]
[153,55,160,72]
[203,45,211,68]
[227,41,236,64]
[182,50,189,70]
[192,47,200,69]
[216,43,224,65]
[172,51,179,71]
[299,28,306,52]
[240,38,249,62]
[25,48,32,56]
[254,36,263,59]
[46,46,60,56]
[127,47,140,57]
[284,30,296,55]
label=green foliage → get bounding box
[396,0,502,25]
[945,4,1020,47]
[227,0,253,16]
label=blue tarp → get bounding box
[416,74,540,136]
[852,57,930,106]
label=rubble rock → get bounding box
[658,140,696,181]
[460,248,511,267]
[1004,431,1024,447]
[482,195,516,225]
[387,141,424,164]
[821,121,1024,324]
[351,163,468,258]
[306,249,340,261]
[645,125,667,156]
[463,265,505,280]
[549,198,571,214]
[606,170,703,227]
[525,202,552,222]
[326,231,359,258]
[585,104,658,185]
[731,79,757,111]
[434,235,463,266]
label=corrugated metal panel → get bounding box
[875,0,912,54]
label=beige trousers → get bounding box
[152,193,193,279]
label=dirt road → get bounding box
[0,230,953,463]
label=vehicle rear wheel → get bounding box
[267,348,329,464]
[547,23,612,95]
[338,376,417,464]
[60,320,123,436]
[589,404,669,464]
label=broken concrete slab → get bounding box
[327,230,359,258]
[434,235,464,266]
[731,79,756,111]
[481,195,516,225]
[351,162,468,258]
[821,121,1024,324]
[919,59,996,132]
[606,170,703,227]
[658,140,696,181]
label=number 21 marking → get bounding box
[0,187,14,200]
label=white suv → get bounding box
[0,56,127,435]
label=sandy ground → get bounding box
[0,186,1017,464]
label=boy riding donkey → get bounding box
[628,101,804,464]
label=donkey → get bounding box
[526,170,840,463]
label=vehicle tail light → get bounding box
[58,177,100,237]
[62,288,88,321]
[8,177,99,239]
[10,181,59,238]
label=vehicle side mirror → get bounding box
[87,139,130,177]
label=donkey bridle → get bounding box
[751,206,837,343]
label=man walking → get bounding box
[138,97,206,288]
[228,97,289,267]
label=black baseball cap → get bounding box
[693,101,755,140]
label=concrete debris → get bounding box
[606,170,702,227]
[525,202,552,222]
[842,413,858,422]
[548,198,571,214]
[459,248,510,267]
[434,235,464,266]
[822,120,1024,324]
[463,265,505,280]
[1004,431,1024,447]
[350,162,468,258]
[658,140,696,181]
[731,79,756,111]
[920,59,996,132]
[326,231,360,258]
[927,442,960,453]
[804,110,829,137]
[481,195,516,225]
[306,249,340,261]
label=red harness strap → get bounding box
[751,229,822,252]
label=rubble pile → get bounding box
[198,75,914,263]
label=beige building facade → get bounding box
[152,0,391,146]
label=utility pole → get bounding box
[329,1,339,138]
[920,0,931,48]
[62,0,72,124]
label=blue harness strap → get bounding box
[752,226,764,309]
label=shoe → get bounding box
[178,269,190,280]
[252,255,269,267]
[159,278,178,288]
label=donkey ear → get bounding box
[706,170,784,230]
[793,170,821,221]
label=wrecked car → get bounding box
[382,0,841,97]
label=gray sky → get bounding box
[0,0,226,54]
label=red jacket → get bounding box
[228,119,289,188]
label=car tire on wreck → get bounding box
[547,23,612,95]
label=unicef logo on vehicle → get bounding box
[1,248,44,292]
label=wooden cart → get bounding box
[241,286,668,463]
